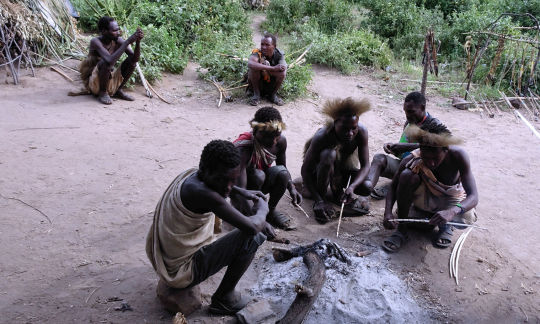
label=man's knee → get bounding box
[319,149,337,167]
[249,169,266,189]
[271,167,290,188]
[372,153,387,168]
[398,169,421,187]
[248,68,260,81]
[97,60,113,72]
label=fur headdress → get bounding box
[405,125,463,147]
[322,97,371,120]
[250,120,286,132]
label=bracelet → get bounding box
[455,203,465,215]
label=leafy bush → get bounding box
[290,22,392,73]
[279,64,313,99]
[264,0,355,34]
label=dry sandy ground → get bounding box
[1,18,540,323]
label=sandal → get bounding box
[267,209,296,230]
[370,185,389,200]
[248,95,260,106]
[382,230,408,253]
[342,197,369,216]
[434,224,453,248]
[209,295,249,315]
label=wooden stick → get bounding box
[50,66,73,82]
[136,63,152,98]
[210,79,224,108]
[276,251,325,324]
[28,50,80,74]
[400,79,475,85]
[146,82,171,104]
[223,84,248,91]
[284,193,309,218]
[450,227,468,280]
[336,176,351,238]
[389,219,487,230]
[293,44,312,65]
[514,109,540,140]
[454,227,473,285]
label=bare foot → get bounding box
[98,93,113,105]
[269,94,284,106]
[113,90,135,101]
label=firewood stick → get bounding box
[336,175,351,238]
[284,193,309,218]
[389,219,486,230]
[50,66,73,82]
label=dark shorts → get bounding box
[188,229,266,288]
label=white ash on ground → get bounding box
[249,251,433,323]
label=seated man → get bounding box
[300,98,371,224]
[231,107,302,230]
[246,33,287,106]
[79,16,143,105]
[382,125,479,252]
[146,140,275,316]
[363,91,449,201]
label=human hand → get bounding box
[237,188,266,202]
[429,208,455,227]
[383,143,397,155]
[262,221,276,239]
[383,211,397,229]
[288,187,303,205]
[313,200,334,222]
[340,186,355,204]
[275,64,286,72]
[135,28,144,41]
[252,195,269,215]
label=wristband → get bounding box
[455,203,465,215]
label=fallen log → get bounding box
[276,250,325,324]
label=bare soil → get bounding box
[1,16,539,324]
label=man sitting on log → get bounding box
[300,98,371,224]
[232,107,302,230]
[382,125,479,252]
[146,140,275,316]
[79,16,143,105]
[361,92,449,203]
[246,33,287,106]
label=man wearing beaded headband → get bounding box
[232,107,302,230]
[300,97,371,224]
[382,125,479,252]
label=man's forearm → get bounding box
[393,143,419,155]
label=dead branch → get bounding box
[464,31,539,46]
[0,193,52,224]
[147,82,172,104]
[50,66,73,82]
[276,251,325,324]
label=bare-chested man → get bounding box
[300,98,371,223]
[362,92,449,202]
[231,107,302,230]
[146,140,275,316]
[382,125,479,252]
[247,33,286,106]
[79,16,143,105]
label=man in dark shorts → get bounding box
[146,140,275,316]
[300,98,371,223]
[381,125,479,252]
[246,33,287,106]
[362,92,449,202]
[79,16,143,105]
[231,107,302,230]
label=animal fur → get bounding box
[322,97,370,120]
[405,125,462,147]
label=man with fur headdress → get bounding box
[382,125,479,252]
[300,97,371,224]
[231,107,302,230]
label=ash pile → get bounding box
[245,239,431,324]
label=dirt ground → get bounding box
[1,17,540,324]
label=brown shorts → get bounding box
[88,65,124,95]
[381,155,401,179]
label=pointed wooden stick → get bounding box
[389,219,487,230]
[336,176,351,238]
